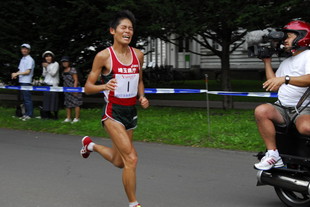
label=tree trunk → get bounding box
[221,36,233,109]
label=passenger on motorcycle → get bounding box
[254,20,310,171]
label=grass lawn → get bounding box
[0,106,265,152]
[0,79,271,152]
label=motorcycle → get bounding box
[255,88,310,207]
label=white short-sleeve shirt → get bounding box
[276,50,310,107]
[18,55,35,84]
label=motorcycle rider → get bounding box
[254,20,310,170]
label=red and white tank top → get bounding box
[102,46,140,106]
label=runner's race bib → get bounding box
[114,74,139,98]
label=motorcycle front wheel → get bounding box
[275,187,310,207]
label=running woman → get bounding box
[80,10,149,207]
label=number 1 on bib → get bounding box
[114,74,139,98]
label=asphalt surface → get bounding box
[0,128,284,207]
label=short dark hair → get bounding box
[109,10,136,30]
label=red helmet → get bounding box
[283,20,310,48]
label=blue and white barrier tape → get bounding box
[207,91,278,98]
[145,88,207,94]
[0,85,278,97]
[0,85,84,93]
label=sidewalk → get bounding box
[0,93,262,109]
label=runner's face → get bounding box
[111,18,134,45]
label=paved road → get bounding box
[0,128,284,207]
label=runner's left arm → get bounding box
[136,49,149,109]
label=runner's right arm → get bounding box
[84,50,117,95]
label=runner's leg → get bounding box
[92,119,134,168]
[93,141,124,168]
[103,118,138,203]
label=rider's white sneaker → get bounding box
[254,153,284,170]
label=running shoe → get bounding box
[254,153,284,170]
[80,136,93,158]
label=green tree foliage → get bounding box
[0,0,112,84]
[141,0,309,108]
[0,0,309,107]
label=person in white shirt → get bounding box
[254,20,310,171]
[11,43,35,121]
[41,51,60,119]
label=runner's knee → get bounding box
[123,153,138,168]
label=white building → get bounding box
[143,35,283,71]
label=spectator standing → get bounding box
[61,56,82,123]
[42,51,60,119]
[11,43,35,121]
